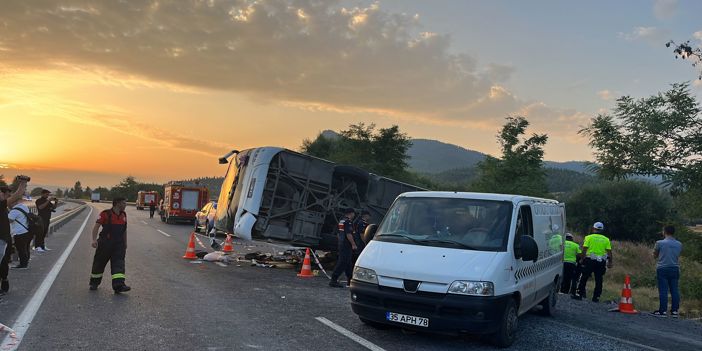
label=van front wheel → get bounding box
[492,298,518,348]
[539,281,558,317]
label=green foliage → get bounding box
[301,122,414,182]
[73,181,83,199]
[471,116,548,197]
[673,186,702,220]
[677,226,702,262]
[580,83,702,189]
[54,188,63,197]
[545,168,596,194]
[566,180,674,242]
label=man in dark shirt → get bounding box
[35,189,57,252]
[0,178,29,296]
[90,197,131,293]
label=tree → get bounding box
[471,116,548,197]
[67,189,75,198]
[0,174,6,187]
[566,180,674,242]
[301,123,414,182]
[84,186,92,199]
[110,176,140,202]
[579,83,702,216]
[73,181,83,199]
[55,188,63,197]
[666,40,702,80]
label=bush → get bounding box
[566,180,673,242]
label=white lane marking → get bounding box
[157,229,172,237]
[1,207,94,351]
[140,220,148,225]
[315,317,385,351]
[549,320,666,351]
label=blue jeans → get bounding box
[656,266,680,313]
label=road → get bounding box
[1,203,701,350]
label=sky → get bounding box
[1,0,701,188]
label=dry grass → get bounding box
[571,235,702,319]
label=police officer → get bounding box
[352,210,371,266]
[329,208,357,288]
[561,233,582,295]
[89,197,131,293]
[575,222,612,302]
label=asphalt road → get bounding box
[1,203,701,350]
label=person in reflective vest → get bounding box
[89,197,131,293]
[329,208,357,288]
[575,222,612,302]
[561,233,582,295]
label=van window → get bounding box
[375,197,513,252]
[515,205,533,238]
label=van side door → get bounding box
[513,202,537,314]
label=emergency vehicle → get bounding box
[136,191,160,210]
[350,192,565,347]
[160,184,209,224]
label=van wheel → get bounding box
[539,281,558,317]
[492,298,518,348]
[359,317,389,329]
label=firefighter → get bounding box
[352,210,371,266]
[561,233,582,295]
[89,197,131,293]
[329,208,357,288]
[149,200,156,219]
[575,222,612,302]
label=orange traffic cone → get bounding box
[297,248,314,278]
[182,232,198,259]
[222,233,234,253]
[611,275,638,314]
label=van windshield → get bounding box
[375,197,513,252]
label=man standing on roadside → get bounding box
[650,225,682,318]
[34,189,56,252]
[575,221,612,303]
[329,208,357,288]
[89,197,131,293]
[0,178,28,297]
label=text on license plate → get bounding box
[386,312,429,327]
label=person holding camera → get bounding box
[35,189,57,252]
[0,176,29,296]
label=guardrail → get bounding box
[48,200,88,234]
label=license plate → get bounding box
[385,312,429,327]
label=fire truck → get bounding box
[136,191,160,210]
[160,183,209,224]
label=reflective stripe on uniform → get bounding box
[111,273,126,279]
[91,273,103,278]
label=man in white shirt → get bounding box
[8,202,32,269]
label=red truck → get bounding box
[136,191,160,210]
[160,184,209,224]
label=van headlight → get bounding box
[448,281,494,296]
[353,267,378,285]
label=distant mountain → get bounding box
[317,130,592,175]
[407,139,487,173]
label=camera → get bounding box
[16,175,31,182]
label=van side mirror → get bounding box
[519,235,539,262]
[363,224,378,243]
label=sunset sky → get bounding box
[1,0,701,188]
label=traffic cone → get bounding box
[297,248,314,278]
[182,232,198,259]
[222,233,234,253]
[610,275,638,314]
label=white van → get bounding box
[350,192,565,348]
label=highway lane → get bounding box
[1,203,700,350]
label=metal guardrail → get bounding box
[47,200,88,234]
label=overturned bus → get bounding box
[213,147,424,250]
